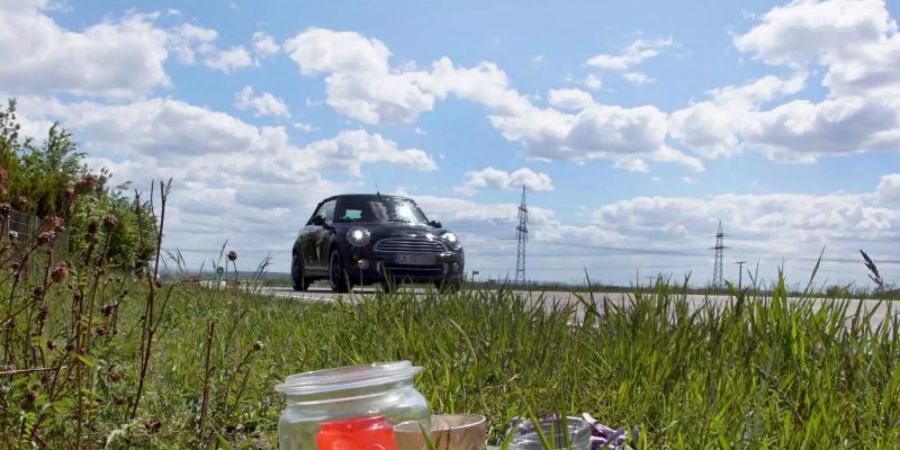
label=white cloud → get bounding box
[166,8,181,16]
[669,73,808,158]
[734,0,899,97]
[584,74,603,91]
[15,96,437,180]
[650,146,705,172]
[283,21,899,171]
[170,23,218,64]
[742,95,900,161]
[284,28,435,124]
[284,28,391,75]
[530,54,545,64]
[234,85,291,118]
[409,193,557,227]
[307,129,438,176]
[682,176,697,184]
[292,122,318,132]
[547,88,595,110]
[722,0,900,161]
[175,23,217,42]
[877,173,900,203]
[586,36,673,70]
[282,28,702,172]
[252,31,279,57]
[171,24,262,73]
[204,45,255,73]
[456,167,554,195]
[590,191,900,259]
[0,5,170,98]
[623,72,655,84]
[489,101,705,171]
[423,57,533,115]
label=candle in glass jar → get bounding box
[316,415,397,450]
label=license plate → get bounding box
[395,254,435,265]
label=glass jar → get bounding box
[510,416,592,450]
[275,361,430,450]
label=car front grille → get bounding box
[374,238,448,254]
[382,263,446,274]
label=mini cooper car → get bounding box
[291,194,465,292]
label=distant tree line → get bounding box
[0,99,156,268]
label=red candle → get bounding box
[317,415,397,450]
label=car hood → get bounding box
[336,223,449,241]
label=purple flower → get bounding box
[582,413,630,450]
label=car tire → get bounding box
[291,253,311,291]
[440,279,462,293]
[329,249,350,293]
[381,278,397,294]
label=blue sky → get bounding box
[3,0,900,287]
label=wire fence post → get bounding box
[30,215,39,281]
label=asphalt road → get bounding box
[258,285,897,328]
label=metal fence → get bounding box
[3,208,70,279]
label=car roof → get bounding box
[319,193,415,204]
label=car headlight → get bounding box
[346,227,371,247]
[442,232,461,251]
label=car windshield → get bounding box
[335,197,430,224]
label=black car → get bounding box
[291,194,465,292]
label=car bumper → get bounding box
[342,246,465,284]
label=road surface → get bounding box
[257,285,897,328]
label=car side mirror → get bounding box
[311,215,325,226]
[429,220,442,228]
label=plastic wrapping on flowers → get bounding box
[506,413,637,450]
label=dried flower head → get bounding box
[101,303,116,317]
[227,250,238,262]
[46,340,57,350]
[87,220,99,235]
[0,203,9,217]
[252,341,264,351]
[48,216,65,233]
[74,173,98,194]
[13,196,27,210]
[37,231,56,245]
[94,326,108,337]
[36,306,49,323]
[50,264,69,284]
[144,417,162,434]
[103,213,118,231]
[32,286,44,299]
[108,368,123,382]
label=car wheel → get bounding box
[329,249,350,293]
[440,279,461,293]
[381,278,397,294]
[291,253,310,291]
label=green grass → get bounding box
[3,269,899,449]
